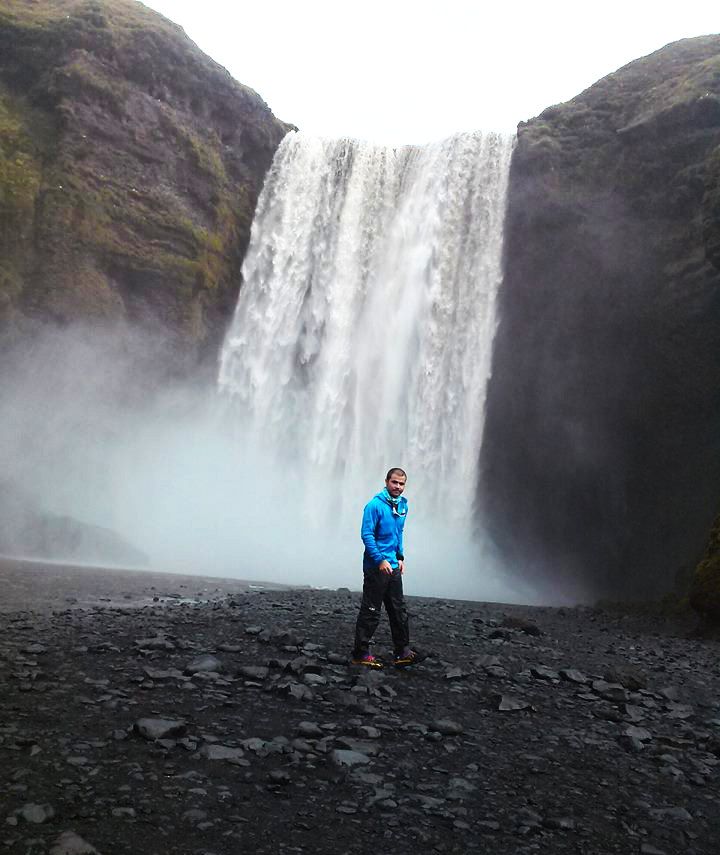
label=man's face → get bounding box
[386,473,406,498]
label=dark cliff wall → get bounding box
[481,36,720,601]
[0,0,289,368]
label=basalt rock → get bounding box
[0,0,289,368]
[482,36,720,601]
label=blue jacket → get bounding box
[361,489,408,570]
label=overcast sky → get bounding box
[142,1,718,144]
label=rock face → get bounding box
[0,480,149,566]
[0,0,288,366]
[481,36,720,601]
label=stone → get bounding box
[494,695,535,712]
[444,667,471,681]
[199,745,245,763]
[143,668,183,681]
[591,680,628,703]
[501,615,542,636]
[649,806,693,822]
[134,718,186,740]
[603,665,647,690]
[49,831,100,855]
[559,668,588,684]
[185,655,223,674]
[530,665,559,681]
[331,749,371,768]
[237,665,269,681]
[19,803,55,824]
[623,725,652,742]
[134,636,175,651]
[430,720,464,735]
[295,722,324,738]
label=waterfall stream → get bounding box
[218,130,514,536]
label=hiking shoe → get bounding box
[351,653,384,669]
[393,648,425,667]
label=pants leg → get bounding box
[384,570,410,654]
[353,568,388,657]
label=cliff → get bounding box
[481,36,720,602]
[0,0,289,367]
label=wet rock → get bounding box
[199,745,245,763]
[143,667,183,681]
[543,816,576,830]
[332,749,371,767]
[185,655,223,674]
[560,668,588,684]
[134,636,175,651]
[49,831,100,854]
[237,665,269,681]
[501,615,542,635]
[591,680,629,703]
[603,664,647,690]
[530,665,559,681]
[649,806,693,822]
[444,667,471,681]
[134,718,186,740]
[276,681,314,701]
[623,725,653,742]
[493,694,535,712]
[357,726,382,739]
[295,722,324,738]
[430,719,464,735]
[19,803,55,823]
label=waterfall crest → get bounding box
[219,130,513,529]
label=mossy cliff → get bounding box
[0,0,289,364]
[690,512,720,622]
[481,36,720,603]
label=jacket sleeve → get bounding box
[361,501,384,565]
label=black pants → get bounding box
[353,567,410,657]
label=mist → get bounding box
[0,323,576,606]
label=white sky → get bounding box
[141,1,718,144]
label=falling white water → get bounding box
[219,130,513,535]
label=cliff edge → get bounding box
[481,36,720,602]
[0,0,289,366]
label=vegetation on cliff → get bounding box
[690,512,720,622]
[0,0,289,364]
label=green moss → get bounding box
[690,513,720,621]
[181,127,228,183]
[59,56,129,116]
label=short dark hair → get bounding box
[385,467,407,481]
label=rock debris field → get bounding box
[1,562,720,855]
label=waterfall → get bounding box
[218,130,513,536]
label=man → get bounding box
[351,468,420,668]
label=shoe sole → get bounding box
[393,652,427,668]
[351,660,384,669]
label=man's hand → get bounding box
[378,560,393,575]
[398,559,404,574]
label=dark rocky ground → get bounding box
[1,562,719,855]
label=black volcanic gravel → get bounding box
[2,578,720,854]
